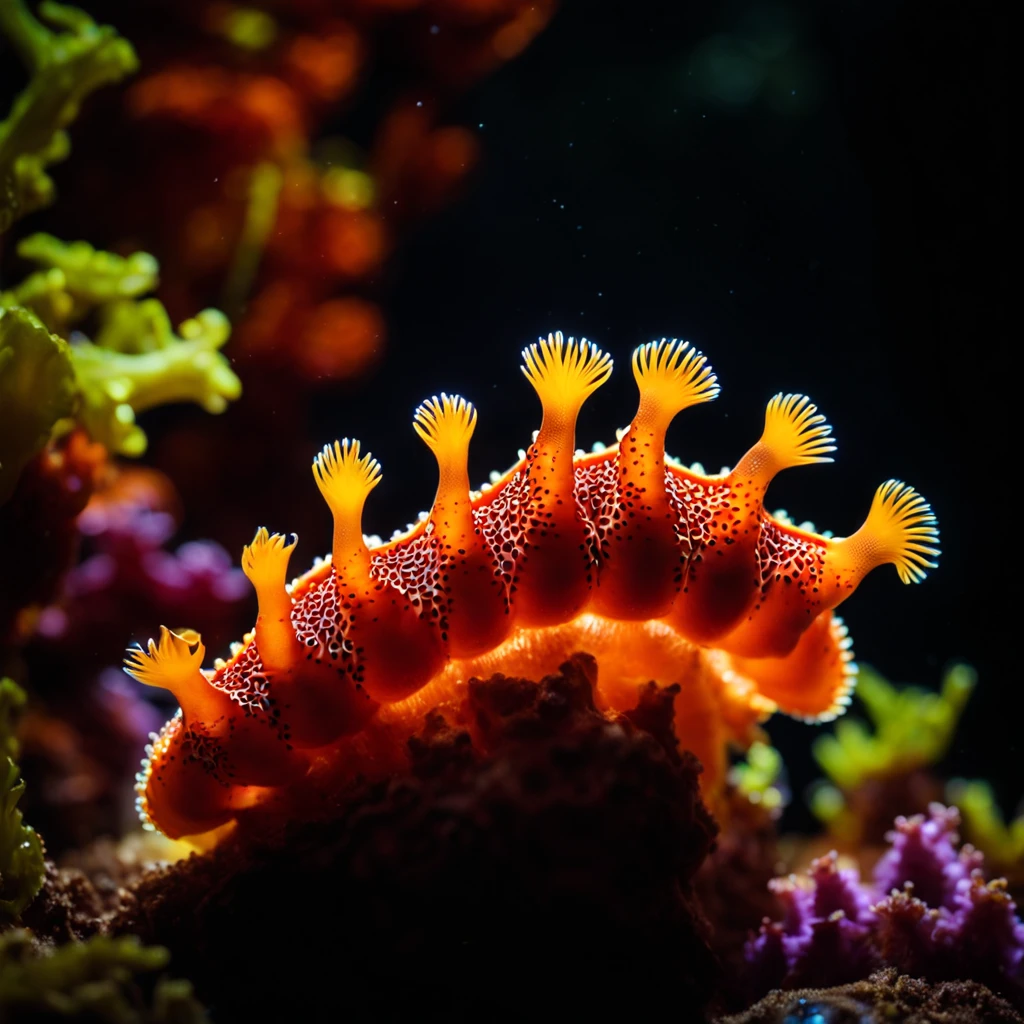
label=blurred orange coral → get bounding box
[298,297,384,378]
[129,69,306,158]
[283,26,364,103]
[125,0,550,368]
[105,0,550,383]
[239,280,383,379]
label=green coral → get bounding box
[0,676,28,761]
[8,233,159,333]
[813,663,975,791]
[73,306,239,455]
[0,679,45,919]
[0,234,241,496]
[729,741,786,813]
[0,930,208,1022]
[947,779,1024,874]
[0,305,76,505]
[810,663,977,830]
[0,0,138,232]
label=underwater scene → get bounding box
[0,1,1015,1020]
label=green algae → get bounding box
[0,678,44,919]
[0,930,209,1022]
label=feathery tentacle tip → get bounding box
[870,479,941,584]
[413,393,478,450]
[312,438,382,506]
[632,338,721,405]
[520,331,614,399]
[763,392,837,466]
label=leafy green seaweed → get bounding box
[0,233,241,498]
[0,930,209,1022]
[948,778,1024,875]
[0,679,45,919]
[729,741,786,813]
[0,304,76,504]
[809,663,977,840]
[812,663,976,795]
[0,676,28,761]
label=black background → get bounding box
[327,0,1015,825]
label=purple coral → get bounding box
[17,475,252,852]
[746,804,1024,1006]
[35,496,249,668]
[746,851,879,990]
[874,803,983,909]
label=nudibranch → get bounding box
[126,334,939,840]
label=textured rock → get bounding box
[716,968,1023,1024]
[110,656,719,1021]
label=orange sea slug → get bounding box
[126,334,939,840]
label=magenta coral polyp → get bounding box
[746,805,1024,1006]
[874,803,983,909]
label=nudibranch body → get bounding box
[126,334,939,840]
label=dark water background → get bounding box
[323,0,1015,828]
